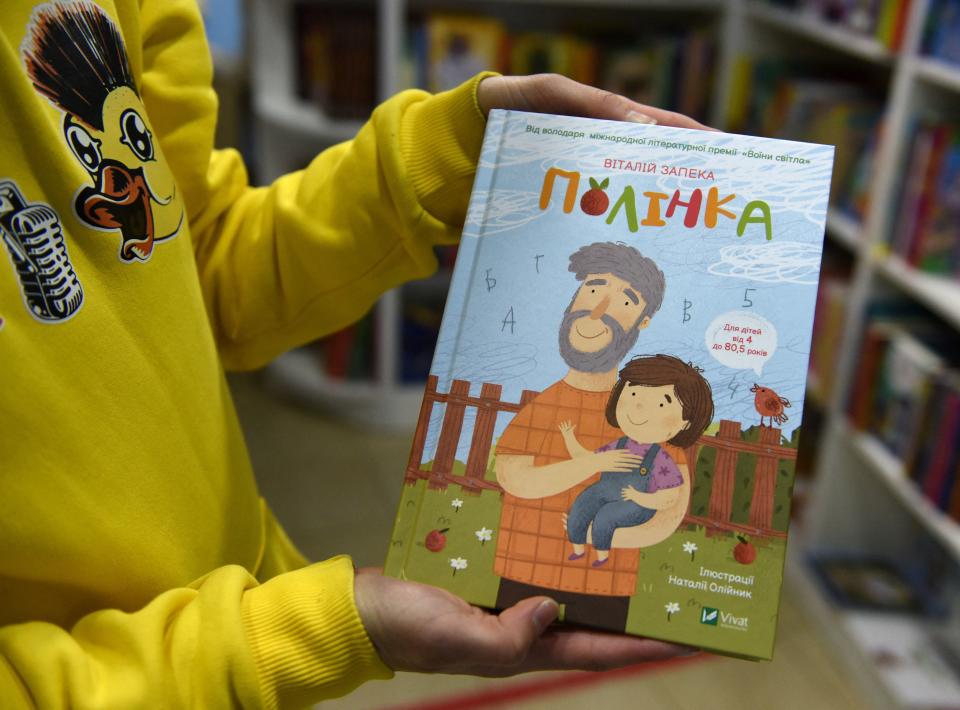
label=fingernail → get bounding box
[533,599,559,633]
[678,646,700,657]
[626,110,657,125]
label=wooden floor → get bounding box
[229,372,872,710]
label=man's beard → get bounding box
[558,305,641,373]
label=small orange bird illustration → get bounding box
[751,384,791,428]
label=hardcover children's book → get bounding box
[385,110,834,660]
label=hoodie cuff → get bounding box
[241,556,393,708]
[400,71,499,230]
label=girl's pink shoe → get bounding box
[568,552,585,561]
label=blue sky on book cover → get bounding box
[422,110,834,460]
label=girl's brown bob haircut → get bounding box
[605,354,714,448]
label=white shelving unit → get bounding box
[826,209,864,254]
[745,1,895,64]
[249,2,960,701]
[848,425,960,559]
[913,56,960,93]
[251,0,427,429]
[877,256,960,331]
[760,0,960,706]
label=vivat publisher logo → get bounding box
[700,607,719,626]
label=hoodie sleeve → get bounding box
[137,0,490,371]
[0,558,392,708]
[0,0,490,706]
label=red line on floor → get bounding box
[381,655,709,710]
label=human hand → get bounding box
[558,421,575,435]
[592,449,643,473]
[354,568,696,676]
[621,485,644,505]
[476,74,714,131]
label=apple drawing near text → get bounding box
[734,535,756,565]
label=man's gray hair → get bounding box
[568,242,665,319]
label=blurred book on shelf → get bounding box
[598,29,715,121]
[809,272,851,403]
[310,310,378,382]
[295,3,377,120]
[810,554,929,613]
[792,400,825,524]
[399,298,444,384]
[436,244,458,271]
[729,58,883,222]
[405,12,716,123]
[762,0,914,50]
[419,14,507,93]
[847,308,960,521]
[923,0,960,65]
[889,117,960,277]
[510,32,597,86]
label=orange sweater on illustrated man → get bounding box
[495,381,687,597]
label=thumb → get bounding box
[495,596,560,653]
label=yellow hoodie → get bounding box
[0,0,488,706]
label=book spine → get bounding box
[892,121,932,260]
[386,110,511,577]
[875,0,898,47]
[904,379,943,477]
[948,452,960,521]
[849,327,886,429]
[891,0,913,50]
[908,124,950,266]
[936,400,960,510]
[921,391,960,502]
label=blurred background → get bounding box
[201,0,960,707]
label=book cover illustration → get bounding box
[385,110,834,660]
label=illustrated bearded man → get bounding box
[493,241,691,632]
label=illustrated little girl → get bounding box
[560,354,714,566]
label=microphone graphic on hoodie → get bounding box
[0,180,83,322]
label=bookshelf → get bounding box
[251,0,728,428]
[914,56,960,93]
[826,209,863,254]
[760,0,960,707]
[744,1,895,64]
[849,424,960,559]
[249,0,960,702]
[877,256,960,331]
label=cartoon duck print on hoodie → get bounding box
[22,0,184,264]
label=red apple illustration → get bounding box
[580,177,610,215]
[734,535,756,565]
[425,528,450,552]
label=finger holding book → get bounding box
[476,73,715,130]
[354,568,696,677]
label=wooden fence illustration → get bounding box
[405,376,796,539]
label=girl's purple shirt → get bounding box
[595,439,683,492]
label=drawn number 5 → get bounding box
[742,288,756,308]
